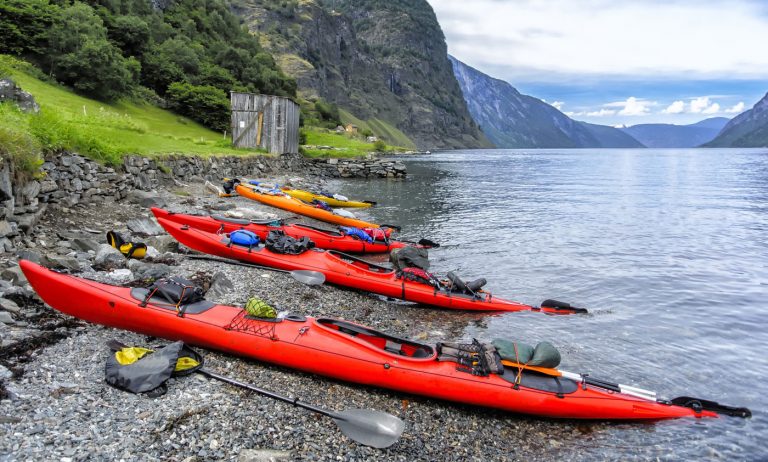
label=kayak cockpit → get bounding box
[327,251,394,274]
[294,224,344,237]
[129,288,217,314]
[316,318,435,359]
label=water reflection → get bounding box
[335,148,768,459]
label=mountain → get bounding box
[705,93,768,147]
[235,0,490,150]
[620,118,729,148]
[449,56,643,148]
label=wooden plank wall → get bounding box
[230,92,300,154]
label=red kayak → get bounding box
[150,208,428,254]
[20,260,749,420]
[156,217,581,314]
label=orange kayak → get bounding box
[236,184,386,229]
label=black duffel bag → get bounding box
[265,230,315,255]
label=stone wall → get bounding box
[305,157,407,178]
[0,150,407,251]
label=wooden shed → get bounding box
[230,92,300,154]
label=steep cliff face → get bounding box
[706,93,768,147]
[235,0,490,149]
[450,56,643,148]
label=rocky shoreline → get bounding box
[0,158,593,462]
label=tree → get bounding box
[45,2,138,100]
[0,0,59,55]
[166,82,230,131]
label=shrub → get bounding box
[166,82,230,132]
[373,139,387,152]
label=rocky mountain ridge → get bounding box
[235,0,490,149]
[706,93,768,147]
[449,56,643,149]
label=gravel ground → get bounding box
[0,176,610,462]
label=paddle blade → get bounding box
[290,270,326,286]
[332,409,405,449]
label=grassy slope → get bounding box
[338,108,416,149]
[0,56,265,167]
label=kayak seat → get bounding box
[318,318,435,359]
[130,288,216,314]
[498,368,578,394]
[211,215,251,225]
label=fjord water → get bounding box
[337,149,767,460]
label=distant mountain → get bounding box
[449,56,643,148]
[705,93,768,147]
[620,118,729,148]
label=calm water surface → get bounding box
[335,148,767,460]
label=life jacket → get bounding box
[339,226,374,243]
[105,340,203,397]
[311,199,333,211]
[363,227,392,242]
[398,267,439,288]
[106,231,147,259]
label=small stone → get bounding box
[16,249,42,264]
[106,268,133,283]
[0,298,21,313]
[0,364,12,380]
[127,260,171,280]
[0,311,15,325]
[1,265,27,286]
[45,254,81,271]
[237,449,292,462]
[71,238,100,253]
[207,272,234,300]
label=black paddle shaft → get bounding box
[198,369,335,418]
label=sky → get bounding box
[427,0,768,127]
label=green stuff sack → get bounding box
[492,339,534,364]
[493,339,561,368]
[245,297,277,318]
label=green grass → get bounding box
[338,108,416,149]
[0,55,266,170]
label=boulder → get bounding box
[126,217,164,236]
[0,220,13,238]
[206,271,234,300]
[1,265,27,286]
[0,78,39,113]
[71,237,101,253]
[145,235,179,253]
[16,249,42,264]
[94,244,125,268]
[125,190,166,208]
[45,254,81,271]
[127,260,171,280]
[106,268,133,284]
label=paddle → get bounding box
[499,359,751,417]
[198,369,405,448]
[186,254,326,286]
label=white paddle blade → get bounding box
[333,409,405,449]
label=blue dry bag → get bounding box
[339,226,374,243]
[230,230,260,247]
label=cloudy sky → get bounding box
[427,0,768,126]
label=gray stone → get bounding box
[60,156,74,167]
[0,78,39,113]
[45,254,81,271]
[0,311,15,325]
[145,235,178,253]
[94,244,125,267]
[71,238,100,253]
[0,364,12,381]
[1,266,27,286]
[126,217,164,236]
[0,298,21,314]
[125,190,166,208]
[237,449,292,462]
[127,260,171,280]
[20,180,41,202]
[207,272,234,300]
[0,220,13,237]
[106,268,133,283]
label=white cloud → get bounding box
[551,101,565,110]
[726,102,746,113]
[702,103,721,114]
[662,101,686,114]
[429,0,768,81]
[603,97,653,116]
[689,96,724,114]
[585,108,617,117]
